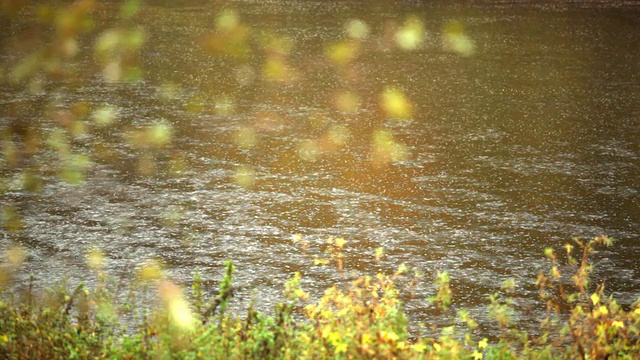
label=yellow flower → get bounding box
[593,305,609,317]
[300,333,311,343]
[298,289,310,300]
[412,343,427,353]
[591,293,600,306]
[327,331,341,346]
[564,243,573,254]
[478,338,488,349]
[598,306,608,316]
[472,350,483,360]
[380,330,399,342]
[612,321,624,328]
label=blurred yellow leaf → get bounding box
[204,10,250,60]
[2,138,18,166]
[235,126,257,149]
[120,0,141,20]
[442,20,475,57]
[263,57,291,81]
[91,105,118,126]
[139,260,163,281]
[395,16,424,50]
[371,128,408,165]
[102,61,122,82]
[5,245,26,268]
[346,19,369,39]
[591,292,600,306]
[326,124,350,148]
[298,139,321,162]
[234,165,255,188]
[259,32,293,58]
[334,91,360,113]
[2,206,24,233]
[86,248,105,271]
[214,97,236,116]
[325,41,358,65]
[216,10,239,30]
[160,281,196,332]
[94,29,120,60]
[380,87,413,119]
[148,121,173,147]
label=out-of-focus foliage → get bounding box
[1,0,478,236]
[394,16,424,51]
[442,20,476,57]
[0,236,638,359]
[1,0,146,193]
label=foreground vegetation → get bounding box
[0,235,638,359]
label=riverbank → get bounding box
[0,235,637,359]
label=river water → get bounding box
[1,1,639,334]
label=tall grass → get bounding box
[0,235,638,359]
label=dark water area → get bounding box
[1,0,639,335]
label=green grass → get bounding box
[1,235,638,359]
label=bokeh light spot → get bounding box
[380,87,413,120]
[394,16,424,50]
[443,20,475,56]
[92,105,118,126]
[346,19,369,39]
[234,165,255,188]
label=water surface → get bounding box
[1,0,639,334]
